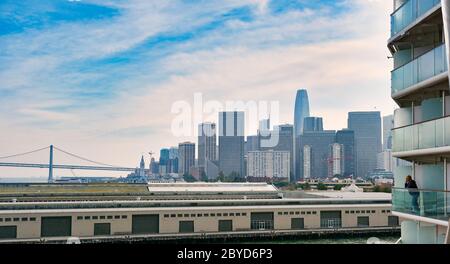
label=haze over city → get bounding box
[0,0,396,178]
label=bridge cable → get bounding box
[53,146,120,167]
[0,146,50,160]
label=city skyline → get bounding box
[0,0,396,179]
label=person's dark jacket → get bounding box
[405,180,419,195]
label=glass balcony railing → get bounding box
[392,187,450,221]
[392,115,450,152]
[391,0,441,37]
[392,44,447,94]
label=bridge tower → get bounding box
[48,145,54,183]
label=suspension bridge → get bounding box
[0,145,136,183]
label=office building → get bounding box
[168,147,179,173]
[245,135,259,154]
[294,89,311,181]
[198,122,217,167]
[294,89,310,136]
[258,124,294,181]
[247,150,290,180]
[159,148,170,173]
[336,129,355,177]
[348,112,382,178]
[389,0,450,243]
[377,150,395,172]
[178,142,195,176]
[303,117,324,132]
[218,111,245,177]
[297,130,336,179]
[150,158,159,175]
[383,115,394,150]
[205,159,220,181]
[329,143,344,177]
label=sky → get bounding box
[0,0,396,179]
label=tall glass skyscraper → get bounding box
[293,89,310,182]
[347,112,381,178]
[389,0,450,243]
[294,89,310,137]
[218,111,245,178]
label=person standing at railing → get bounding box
[405,175,420,214]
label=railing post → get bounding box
[442,0,450,82]
[445,219,450,244]
[445,158,448,217]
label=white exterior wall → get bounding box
[247,151,289,179]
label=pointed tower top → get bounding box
[140,155,145,169]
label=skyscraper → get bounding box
[247,150,290,180]
[245,135,259,154]
[218,111,245,178]
[294,89,310,136]
[329,143,344,177]
[198,122,217,167]
[303,117,324,132]
[389,0,450,243]
[168,147,179,173]
[382,115,393,150]
[293,89,310,181]
[178,142,195,176]
[297,130,336,179]
[336,129,355,177]
[347,112,381,178]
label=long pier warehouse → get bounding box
[0,182,399,243]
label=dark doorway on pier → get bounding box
[0,226,17,239]
[388,216,399,226]
[291,218,304,229]
[132,215,159,234]
[320,211,342,229]
[41,216,72,237]
[94,223,111,236]
[219,220,233,232]
[179,221,194,233]
[357,216,370,227]
[251,212,274,230]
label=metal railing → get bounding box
[391,0,441,37]
[392,115,450,152]
[392,187,450,221]
[391,44,447,94]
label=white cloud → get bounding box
[0,0,396,178]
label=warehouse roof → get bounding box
[147,182,279,193]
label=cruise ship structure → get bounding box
[0,182,398,243]
[388,0,450,244]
